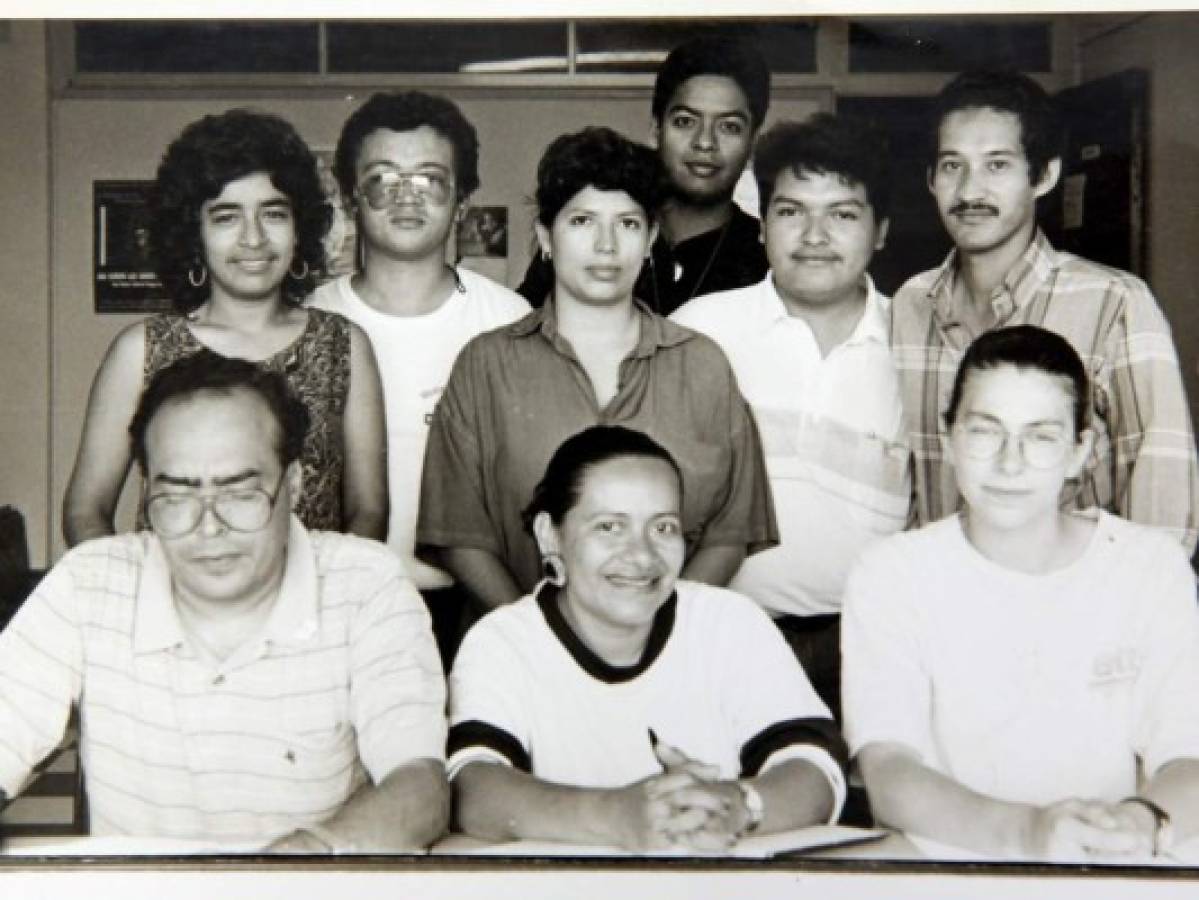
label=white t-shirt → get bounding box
[671,276,910,617]
[843,510,1199,806]
[310,270,529,589]
[447,580,847,819]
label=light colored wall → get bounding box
[48,89,826,560]
[1077,14,1199,444]
[0,22,50,567]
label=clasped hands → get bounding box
[611,733,753,853]
[1027,797,1158,862]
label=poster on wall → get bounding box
[93,180,172,314]
[457,205,509,283]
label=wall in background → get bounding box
[1078,14,1199,459]
[0,22,51,567]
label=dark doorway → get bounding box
[1042,68,1149,275]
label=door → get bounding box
[1042,68,1149,275]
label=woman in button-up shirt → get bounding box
[416,127,776,628]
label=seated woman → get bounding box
[843,325,1199,862]
[449,425,846,852]
[417,126,775,620]
[63,109,386,545]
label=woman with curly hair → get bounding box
[63,109,387,545]
[416,126,775,635]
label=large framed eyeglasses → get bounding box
[145,473,286,538]
[953,421,1073,469]
[356,170,454,209]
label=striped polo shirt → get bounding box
[0,518,446,844]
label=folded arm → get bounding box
[269,758,448,853]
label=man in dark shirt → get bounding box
[518,36,770,316]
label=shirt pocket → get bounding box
[277,675,357,781]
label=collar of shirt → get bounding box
[760,274,891,349]
[133,514,321,655]
[508,297,695,360]
[927,228,1060,329]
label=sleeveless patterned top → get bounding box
[142,308,350,532]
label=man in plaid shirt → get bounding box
[891,69,1199,553]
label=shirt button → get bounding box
[213,674,225,686]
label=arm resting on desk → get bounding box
[269,758,448,853]
[453,756,833,853]
[859,742,1167,861]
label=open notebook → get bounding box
[441,825,888,859]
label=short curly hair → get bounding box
[535,127,669,229]
[753,114,892,221]
[652,36,771,130]
[149,108,331,314]
[333,91,480,202]
[930,70,1064,185]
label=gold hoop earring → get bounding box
[289,258,310,280]
[187,263,207,288]
[542,553,567,588]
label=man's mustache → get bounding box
[948,202,999,216]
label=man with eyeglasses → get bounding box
[0,353,448,851]
[311,91,528,668]
[891,70,1199,552]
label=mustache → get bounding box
[949,202,999,216]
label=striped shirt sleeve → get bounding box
[0,563,83,798]
[1100,275,1199,554]
[348,570,448,781]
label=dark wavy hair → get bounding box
[651,36,771,129]
[945,325,1090,437]
[535,127,669,229]
[753,113,892,221]
[522,426,684,531]
[149,108,331,314]
[130,350,310,475]
[930,70,1064,185]
[333,90,480,202]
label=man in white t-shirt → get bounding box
[671,114,910,718]
[311,91,529,666]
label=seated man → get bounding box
[0,353,447,851]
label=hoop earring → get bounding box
[187,263,207,288]
[542,553,567,588]
[289,258,310,280]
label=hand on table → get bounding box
[647,732,753,852]
[1026,798,1155,862]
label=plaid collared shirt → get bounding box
[890,230,1199,554]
